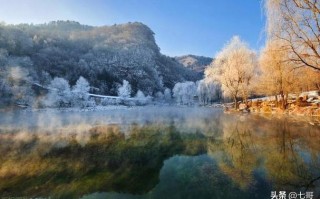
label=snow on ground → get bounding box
[20,104,184,113]
[20,105,135,113]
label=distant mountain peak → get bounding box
[175,55,213,74]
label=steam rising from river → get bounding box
[0,106,319,147]
[0,107,224,145]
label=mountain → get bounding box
[0,21,200,106]
[175,55,213,75]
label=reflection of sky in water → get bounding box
[82,155,271,199]
[0,107,320,199]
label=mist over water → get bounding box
[0,106,319,199]
[0,107,222,134]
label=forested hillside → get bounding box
[175,55,212,75]
[0,21,200,107]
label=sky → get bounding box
[0,0,266,57]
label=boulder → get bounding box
[299,90,320,101]
[307,97,315,103]
[239,103,248,111]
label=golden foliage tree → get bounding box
[265,0,320,71]
[258,40,301,109]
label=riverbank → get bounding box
[249,105,320,117]
[225,105,320,127]
[227,91,320,117]
[224,93,320,120]
[226,104,320,117]
[0,104,186,113]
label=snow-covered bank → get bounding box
[16,104,201,113]
[18,105,147,113]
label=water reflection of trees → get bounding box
[263,120,320,194]
[1,114,320,198]
[0,124,207,198]
[208,117,260,189]
[209,114,320,195]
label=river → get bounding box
[0,106,319,199]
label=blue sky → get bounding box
[0,0,266,57]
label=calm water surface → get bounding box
[0,107,319,199]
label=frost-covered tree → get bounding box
[135,90,145,99]
[6,65,35,106]
[205,36,257,108]
[101,97,121,106]
[0,50,11,107]
[208,81,221,101]
[164,88,172,101]
[71,76,91,108]
[0,78,12,107]
[155,91,164,101]
[45,77,72,107]
[0,52,34,107]
[117,80,132,98]
[38,71,52,86]
[135,90,148,105]
[197,80,221,105]
[173,81,197,105]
